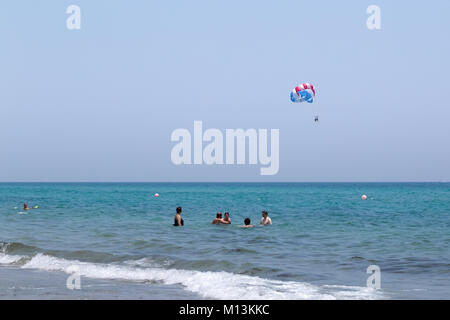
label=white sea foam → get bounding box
[0,253,25,265]
[16,253,385,300]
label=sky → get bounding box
[0,0,449,182]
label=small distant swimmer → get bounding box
[212,212,230,224]
[260,210,272,225]
[174,206,184,226]
[23,203,38,210]
[223,212,231,224]
[241,218,254,228]
[212,212,222,224]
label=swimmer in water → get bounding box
[174,206,184,226]
[223,212,231,224]
[241,217,254,228]
[260,210,272,225]
[212,212,229,224]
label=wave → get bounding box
[0,253,26,265]
[1,241,37,254]
[0,241,44,262]
[0,253,385,300]
[0,242,385,299]
[0,241,132,264]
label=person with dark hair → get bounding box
[212,212,229,224]
[23,203,38,210]
[223,212,231,224]
[260,210,272,225]
[241,217,254,228]
[174,206,184,226]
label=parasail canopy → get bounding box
[290,83,316,103]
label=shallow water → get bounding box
[0,183,449,299]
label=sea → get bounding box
[0,183,449,299]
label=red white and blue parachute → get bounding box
[290,83,316,103]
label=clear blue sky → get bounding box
[1,0,449,182]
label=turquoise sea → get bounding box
[0,183,449,299]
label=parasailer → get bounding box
[290,83,318,122]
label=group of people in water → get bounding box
[174,206,272,228]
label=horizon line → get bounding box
[0,181,448,184]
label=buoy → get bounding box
[361,195,367,200]
[154,193,159,197]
